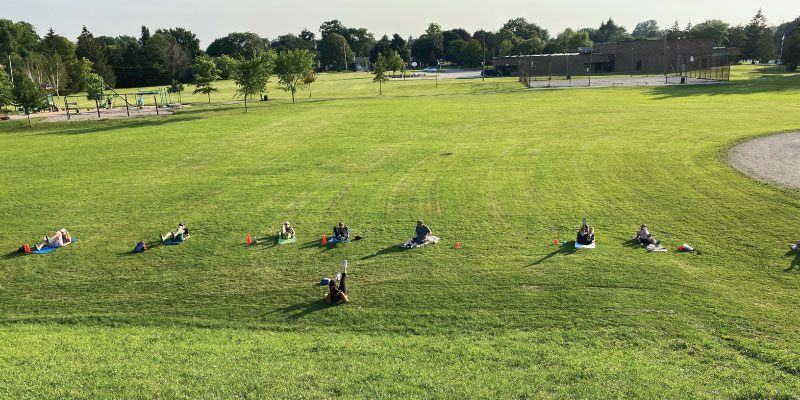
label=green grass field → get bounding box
[1,65,799,398]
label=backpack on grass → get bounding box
[134,241,147,253]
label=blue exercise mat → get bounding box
[31,238,78,254]
[163,239,183,245]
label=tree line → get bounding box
[1,9,798,103]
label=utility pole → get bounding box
[482,31,486,82]
[779,33,786,65]
[342,43,347,72]
[8,55,13,84]
[664,31,668,83]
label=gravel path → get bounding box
[729,132,800,189]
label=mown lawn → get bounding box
[1,65,799,398]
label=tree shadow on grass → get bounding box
[2,251,27,260]
[34,115,202,136]
[784,248,800,271]
[528,241,578,266]
[622,238,646,249]
[361,244,407,260]
[267,298,330,320]
[647,73,799,100]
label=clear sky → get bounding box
[6,0,799,47]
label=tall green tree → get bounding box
[12,72,46,126]
[191,57,221,103]
[687,20,730,46]
[41,29,77,95]
[231,50,275,112]
[502,17,548,40]
[458,39,484,67]
[0,66,13,113]
[274,49,314,104]
[85,72,105,117]
[318,33,353,70]
[76,26,115,87]
[0,19,39,61]
[744,9,776,62]
[206,32,265,59]
[390,34,411,61]
[372,52,389,95]
[632,20,662,40]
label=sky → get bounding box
[5,0,800,47]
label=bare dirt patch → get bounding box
[7,105,188,123]
[729,132,800,189]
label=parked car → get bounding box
[422,67,437,72]
[481,69,501,77]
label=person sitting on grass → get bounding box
[402,220,432,248]
[333,221,350,241]
[576,224,595,245]
[35,228,72,250]
[281,221,295,239]
[160,222,190,243]
[326,260,349,304]
[634,223,660,247]
[793,238,800,250]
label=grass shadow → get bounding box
[2,251,27,260]
[528,241,578,266]
[622,238,645,249]
[648,73,799,100]
[361,244,407,260]
[34,115,203,136]
[269,298,329,320]
[784,248,800,271]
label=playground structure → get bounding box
[62,81,183,120]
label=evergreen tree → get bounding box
[744,9,776,62]
[75,26,115,86]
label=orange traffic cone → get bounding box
[322,235,327,244]
[455,242,460,248]
[24,243,31,253]
[554,239,559,245]
[246,234,252,244]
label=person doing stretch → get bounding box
[577,224,595,245]
[402,220,432,248]
[333,221,349,241]
[35,228,72,250]
[635,224,660,247]
[160,222,190,243]
[326,260,349,304]
[281,222,295,239]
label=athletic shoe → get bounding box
[655,240,661,247]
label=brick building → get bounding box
[492,38,736,77]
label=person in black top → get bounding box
[576,224,595,245]
[326,260,349,304]
[333,221,349,241]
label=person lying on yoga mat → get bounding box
[402,220,432,248]
[576,224,595,245]
[326,260,349,304]
[160,222,190,243]
[281,222,295,239]
[35,228,72,250]
[333,221,350,241]
[635,224,660,247]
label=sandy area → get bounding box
[7,105,187,122]
[729,132,800,189]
